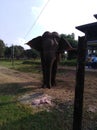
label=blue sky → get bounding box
[0,0,97,49]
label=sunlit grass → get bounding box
[0,59,41,73]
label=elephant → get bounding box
[26,31,74,89]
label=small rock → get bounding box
[88,105,97,113]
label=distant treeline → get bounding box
[0,39,40,59]
[0,33,78,60]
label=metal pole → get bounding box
[73,36,87,130]
[12,44,14,67]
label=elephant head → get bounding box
[27,31,73,52]
[26,31,74,88]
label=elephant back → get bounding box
[42,31,60,40]
[52,32,60,42]
[52,32,60,38]
[42,31,52,39]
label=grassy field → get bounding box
[0,59,77,71]
[0,59,97,130]
[0,59,41,73]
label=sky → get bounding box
[0,0,97,49]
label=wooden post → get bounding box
[73,36,87,130]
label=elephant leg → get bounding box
[41,54,46,88]
[51,59,58,86]
[45,63,52,89]
[41,55,51,88]
[42,64,46,88]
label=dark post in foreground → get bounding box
[73,36,87,130]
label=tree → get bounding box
[60,33,78,48]
[0,39,5,58]
[4,46,11,58]
[60,33,78,59]
[4,45,25,59]
[10,45,24,59]
[24,49,40,59]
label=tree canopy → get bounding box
[0,33,78,59]
[60,33,78,59]
[24,49,40,59]
[60,33,78,48]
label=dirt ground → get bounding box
[0,66,97,111]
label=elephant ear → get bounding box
[58,36,75,53]
[26,36,42,52]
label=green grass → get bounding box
[0,59,97,129]
[0,60,13,68]
[0,93,97,130]
[0,60,73,130]
[60,59,77,66]
[0,104,73,130]
[0,59,41,73]
[0,59,77,74]
[0,83,73,130]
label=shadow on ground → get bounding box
[0,81,41,96]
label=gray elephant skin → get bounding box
[26,31,73,89]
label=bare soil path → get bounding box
[0,66,75,102]
[0,65,97,110]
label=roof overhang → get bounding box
[76,22,97,41]
[94,14,97,19]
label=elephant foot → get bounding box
[47,85,51,89]
[41,84,46,88]
[41,84,50,89]
[41,82,51,89]
[51,81,56,86]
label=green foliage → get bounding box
[22,59,40,65]
[60,59,77,66]
[60,33,78,60]
[11,45,24,59]
[60,33,78,48]
[4,46,40,59]
[4,47,11,58]
[24,49,40,59]
[3,45,25,59]
[0,59,41,73]
[67,50,77,60]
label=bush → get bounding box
[60,59,77,66]
[22,60,41,65]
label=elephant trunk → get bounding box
[44,55,56,88]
